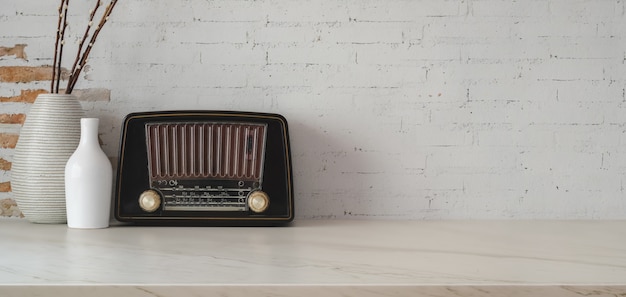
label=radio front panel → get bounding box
[146,122,266,212]
[115,111,294,226]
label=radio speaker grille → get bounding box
[146,122,266,181]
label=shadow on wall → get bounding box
[288,116,376,220]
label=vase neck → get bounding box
[80,118,100,147]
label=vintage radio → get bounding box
[114,111,294,226]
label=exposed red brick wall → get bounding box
[0,89,48,103]
[1,45,37,216]
[0,66,64,83]
[0,157,12,216]
[0,133,19,149]
[0,198,22,217]
[0,44,27,60]
[0,114,26,125]
[0,182,11,192]
[0,158,11,171]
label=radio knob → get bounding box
[248,191,269,213]
[139,190,161,213]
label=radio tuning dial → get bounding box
[248,191,269,213]
[139,190,161,213]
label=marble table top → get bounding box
[1,218,625,296]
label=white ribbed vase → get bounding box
[11,93,84,224]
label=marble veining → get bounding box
[2,285,626,297]
[1,218,626,296]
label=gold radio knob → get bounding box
[248,191,269,213]
[139,190,161,213]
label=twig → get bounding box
[66,0,118,93]
[55,0,70,93]
[51,0,65,93]
[66,0,101,93]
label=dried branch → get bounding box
[51,0,65,93]
[66,0,118,93]
[55,0,70,93]
[67,0,101,92]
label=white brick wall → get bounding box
[2,0,626,219]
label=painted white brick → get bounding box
[553,171,622,192]
[250,25,320,44]
[471,0,551,17]
[402,25,425,45]
[268,45,355,64]
[461,42,549,63]
[429,101,514,124]
[102,64,248,88]
[423,19,512,40]
[476,128,555,148]
[597,17,626,38]
[165,21,253,44]
[426,148,519,173]
[193,1,268,22]
[549,0,621,19]
[530,59,607,81]
[600,150,626,171]
[516,102,607,125]
[198,44,266,65]
[406,126,474,147]
[428,62,526,83]
[108,23,172,45]
[117,0,268,23]
[323,21,405,44]
[11,2,57,17]
[330,64,427,88]
[546,38,624,60]
[460,172,547,193]
[350,0,463,22]
[113,0,193,23]
[264,1,350,23]
[247,64,337,87]
[356,44,460,65]
[518,150,603,174]
[0,15,55,38]
[554,127,622,152]
[111,44,200,65]
[554,80,624,103]
[467,80,556,102]
[415,88,466,104]
[250,63,427,88]
[512,20,600,38]
[604,62,626,82]
[605,108,626,128]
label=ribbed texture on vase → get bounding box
[11,94,84,224]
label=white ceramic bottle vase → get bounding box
[65,118,112,229]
